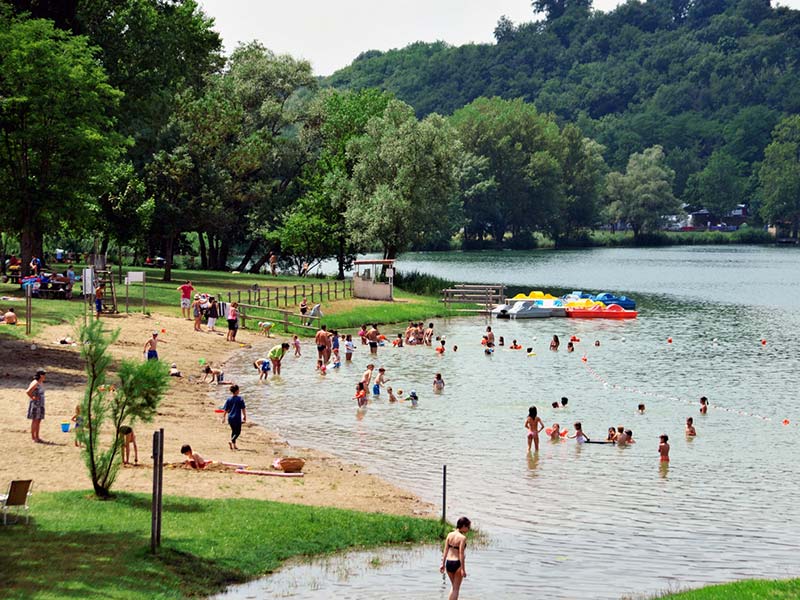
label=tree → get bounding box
[346,100,463,260]
[78,320,169,498]
[605,145,682,238]
[686,150,747,218]
[546,124,607,243]
[298,88,393,278]
[0,18,125,274]
[758,115,800,239]
[270,198,336,274]
[154,42,316,278]
[450,97,563,245]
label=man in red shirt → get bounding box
[177,280,194,319]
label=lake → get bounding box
[215,246,800,599]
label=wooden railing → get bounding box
[237,304,321,333]
[216,279,353,309]
[441,284,506,313]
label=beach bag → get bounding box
[272,457,305,473]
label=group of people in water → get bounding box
[523,394,710,464]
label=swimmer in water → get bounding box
[594,340,600,347]
[552,401,559,409]
[550,335,560,351]
[616,427,629,446]
[686,417,696,436]
[607,427,617,441]
[433,373,445,391]
[659,434,670,462]
[527,347,535,356]
[567,341,574,353]
[387,386,397,402]
[625,429,635,444]
[561,397,568,408]
[452,345,458,352]
[354,382,367,408]
[569,422,589,443]
[638,403,646,414]
[524,406,545,453]
[549,423,562,441]
[498,336,504,347]
[700,396,708,415]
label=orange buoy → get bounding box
[761,339,767,346]
[782,419,790,425]
[581,356,587,363]
[667,337,673,344]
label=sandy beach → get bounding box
[0,312,432,517]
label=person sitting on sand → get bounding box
[169,363,182,377]
[181,444,208,469]
[2,307,17,324]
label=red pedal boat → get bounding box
[566,303,638,319]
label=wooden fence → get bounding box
[441,284,506,314]
[215,279,353,310]
[237,304,321,333]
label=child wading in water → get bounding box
[440,516,471,600]
[524,406,544,452]
[659,434,670,462]
[700,396,708,414]
[686,417,696,436]
[433,373,445,391]
[354,382,367,408]
[569,422,589,444]
[345,335,355,361]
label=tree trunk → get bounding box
[197,231,208,270]
[237,239,260,272]
[21,221,36,277]
[99,235,110,256]
[207,234,218,270]
[162,234,174,282]
[218,239,230,271]
[250,252,269,274]
[336,236,346,280]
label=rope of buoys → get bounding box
[582,362,794,428]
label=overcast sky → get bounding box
[198,0,800,76]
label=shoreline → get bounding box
[0,312,434,517]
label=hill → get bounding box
[327,0,800,197]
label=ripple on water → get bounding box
[216,248,800,599]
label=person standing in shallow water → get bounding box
[525,406,544,452]
[440,516,471,600]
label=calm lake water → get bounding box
[216,246,800,600]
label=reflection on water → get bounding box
[216,247,800,599]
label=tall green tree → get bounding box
[686,150,747,218]
[296,88,392,278]
[605,145,682,239]
[346,100,463,260]
[0,18,124,273]
[155,42,316,278]
[758,115,800,239]
[450,97,563,246]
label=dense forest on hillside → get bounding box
[328,0,800,199]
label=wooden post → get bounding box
[25,285,32,336]
[125,278,129,314]
[442,464,447,525]
[310,284,314,302]
[248,289,251,304]
[156,427,164,546]
[237,290,241,303]
[284,286,287,307]
[293,285,297,305]
[327,282,330,302]
[283,309,288,333]
[151,429,163,554]
[227,292,231,304]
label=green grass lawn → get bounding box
[1,267,466,339]
[652,579,800,599]
[0,490,445,599]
